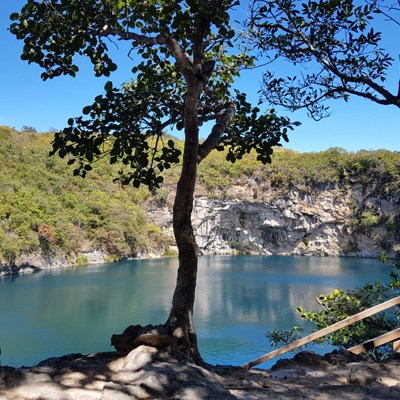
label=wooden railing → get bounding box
[242,296,400,369]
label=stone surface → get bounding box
[0,347,235,400]
[191,193,397,257]
[1,349,399,400]
[148,181,400,258]
[215,351,400,400]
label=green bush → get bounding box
[75,256,88,266]
[355,211,381,231]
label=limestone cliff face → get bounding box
[3,181,398,275]
[152,181,400,258]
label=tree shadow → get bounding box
[0,347,236,399]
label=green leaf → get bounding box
[10,12,20,21]
[104,81,113,92]
[82,106,91,115]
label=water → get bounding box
[0,255,391,368]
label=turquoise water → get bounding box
[0,255,391,368]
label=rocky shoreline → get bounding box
[1,346,399,400]
[0,250,106,277]
[0,249,166,277]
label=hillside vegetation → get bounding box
[0,126,169,266]
[1,126,400,267]
[197,146,400,194]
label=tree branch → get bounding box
[335,86,399,106]
[103,26,197,84]
[93,26,168,46]
[198,100,235,163]
[277,1,399,107]
[165,36,196,81]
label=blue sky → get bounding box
[1,1,399,153]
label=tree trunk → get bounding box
[166,83,204,364]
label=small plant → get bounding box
[355,211,380,232]
[21,125,37,133]
[164,247,178,257]
[385,218,397,234]
[379,251,389,263]
[104,255,116,263]
[153,188,169,207]
[239,212,246,228]
[267,326,305,347]
[0,236,20,266]
[75,256,88,266]
[303,235,311,247]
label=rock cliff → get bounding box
[151,180,400,258]
[2,174,399,276]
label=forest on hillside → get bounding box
[1,125,400,267]
[0,126,170,266]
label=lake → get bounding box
[0,255,391,368]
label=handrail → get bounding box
[348,327,400,354]
[242,296,400,369]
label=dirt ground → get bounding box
[214,351,400,400]
[1,348,399,399]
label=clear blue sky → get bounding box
[1,1,399,153]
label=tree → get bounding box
[10,0,296,363]
[248,0,400,120]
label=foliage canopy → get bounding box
[248,0,400,119]
[10,0,296,189]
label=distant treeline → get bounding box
[198,144,400,193]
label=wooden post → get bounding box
[394,340,400,353]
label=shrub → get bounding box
[355,211,380,232]
[75,256,88,266]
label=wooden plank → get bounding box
[393,339,400,353]
[242,296,400,369]
[348,327,400,354]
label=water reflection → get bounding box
[194,255,390,365]
[0,255,389,368]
